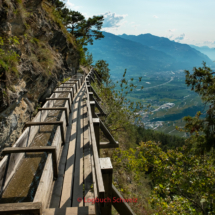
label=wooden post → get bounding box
[2,146,58,179]
[53,91,73,104]
[100,158,113,215]
[0,202,42,215]
[87,85,91,92]
[90,101,96,118]
[93,118,100,157]
[25,121,65,144]
[112,184,135,215]
[37,108,69,126]
[46,98,71,113]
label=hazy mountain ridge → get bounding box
[189,45,215,61]
[87,32,179,76]
[119,33,213,67]
[87,32,214,76]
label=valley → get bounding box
[113,69,205,137]
[88,31,211,137]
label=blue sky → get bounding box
[65,0,215,47]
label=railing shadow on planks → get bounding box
[0,69,135,215]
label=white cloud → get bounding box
[153,15,158,18]
[65,0,80,10]
[102,12,127,29]
[203,40,215,45]
[174,33,185,41]
[169,29,176,32]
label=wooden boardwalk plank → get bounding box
[43,206,95,215]
[83,96,94,206]
[59,88,84,208]
[72,90,85,207]
[49,81,83,208]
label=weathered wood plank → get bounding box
[0,202,42,215]
[72,92,85,207]
[112,184,136,215]
[25,121,65,145]
[99,120,118,145]
[38,108,69,126]
[99,142,119,149]
[43,206,95,215]
[90,85,101,101]
[0,84,63,193]
[2,146,58,178]
[54,91,73,103]
[46,98,71,112]
[100,158,113,215]
[83,96,94,206]
[34,154,53,210]
[94,99,106,116]
[49,80,84,208]
[84,82,105,200]
[60,87,84,208]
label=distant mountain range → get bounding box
[189,45,215,61]
[87,32,214,76]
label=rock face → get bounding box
[0,0,79,149]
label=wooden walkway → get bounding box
[0,71,135,215]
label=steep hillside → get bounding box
[119,33,213,68]
[0,0,79,148]
[87,31,182,76]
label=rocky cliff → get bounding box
[0,0,79,149]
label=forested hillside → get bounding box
[93,60,215,214]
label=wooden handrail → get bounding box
[84,75,105,201]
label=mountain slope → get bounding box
[87,32,185,76]
[190,45,215,61]
[119,34,213,67]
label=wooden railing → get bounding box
[0,75,84,214]
[0,69,135,215]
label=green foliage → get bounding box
[79,51,93,66]
[94,60,110,85]
[0,36,20,78]
[113,141,215,214]
[62,77,70,83]
[184,62,215,154]
[47,0,104,47]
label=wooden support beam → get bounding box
[46,98,71,113]
[92,70,102,84]
[93,118,100,157]
[37,108,69,126]
[99,120,118,146]
[85,82,105,202]
[0,202,42,215]
[96,113,107,117]
[100,158,113,215]
[87,85,91,92]
[25,121,65,144]
[88,92,94,101]
[94,100,106,116]
[53,91,73,104]
[43,206,96,215]
[99,142,119,149]
[2,146,58,179]
[70,79,80,89]
[91,76,95,83]
[90,101,96,118]
[112,184,135,215]
[90,86,101,101]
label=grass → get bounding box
[41,2,76,47]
